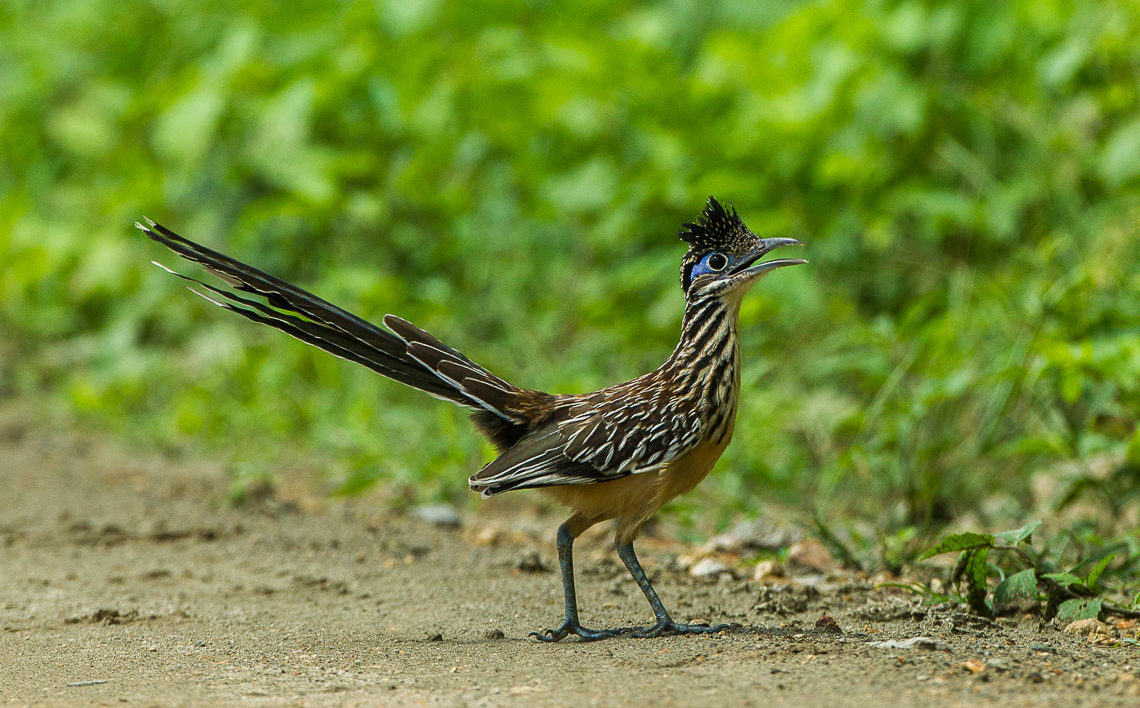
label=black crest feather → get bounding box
[678,197,750,251]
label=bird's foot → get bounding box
[630,619,734,638]
[529,620,629,643]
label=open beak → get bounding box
[730,237,807,279]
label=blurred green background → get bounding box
[3,0,1139,543]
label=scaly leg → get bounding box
[616,541,731,637]
[530,521,627,642]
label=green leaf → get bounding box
[1042,572,1082,588]
[994,521,1042,546]
[920,532,995,560]
[1057,597,1102,622]
[1100,117,1140,187]
[994,568,1038,605]
[1083,553,1116,593]
[1126,431,1140,467]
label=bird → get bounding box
[138,197,805,641]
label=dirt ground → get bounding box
[1,403,1137,707]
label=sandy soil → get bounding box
[1,403,1137,706]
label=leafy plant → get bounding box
[918,521,1138,621]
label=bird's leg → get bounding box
[530,520,627,642]
[616,541,731,638]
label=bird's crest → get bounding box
[678,197,751,252]
[678,197,763,294]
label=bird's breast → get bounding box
[658,401,738,505]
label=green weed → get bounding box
[917,521,1140,621]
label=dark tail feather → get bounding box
[382,315,522,420]
[138,219,521,420]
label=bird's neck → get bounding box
[664,295,743,384]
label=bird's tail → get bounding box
[137,219,526,429]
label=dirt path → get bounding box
[1,404,1136,706]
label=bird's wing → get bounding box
[558,397,705,475]
[468,425,604,497]
[469,396,704,497]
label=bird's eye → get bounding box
[705,252,728,271]
[686,251,732,287]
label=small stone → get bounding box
[473,526,501,546]
[427,633,443,641]
[703,519,803,552]
[1089,632,1119,647]
[412,504,461,528]
[689,557,729,579]
[699,533,739,554]
[869,637,950,651]
[962,659,986,674]
[483,628,505,640]
[987,657,1010,672]
[674,554,697,571]
[509,686,540,696]
[752,559,785,582]
[787,539,836,572]
[1063,618,1112,637]
[514,549,548,573]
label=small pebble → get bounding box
[689,557,729,578]
[752,559,785,582]
[473,526,501,546]
[962,659,986,674]
[787,539,836,572]
[869,636,949,651]
[514,549,548,573]
[412,504,461,528]
[700,520,803,553]
[1063,618,1112,637]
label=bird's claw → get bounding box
[629,620,735,638]
[529,620,629,642]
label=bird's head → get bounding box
[678,197,806,300]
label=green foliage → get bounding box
[1057,597,1103,622]
[993,568,1037,607]
[995,521,1043,547]
[1,0,1139,535]
[918,522,1134,621]
[919,532,995,559]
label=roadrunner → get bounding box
[139,197,805,641]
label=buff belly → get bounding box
[540,417,735,544]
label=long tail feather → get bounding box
[138,219,522,420]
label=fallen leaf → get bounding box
[815,615,842,634]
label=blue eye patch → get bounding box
[691,251,731,279]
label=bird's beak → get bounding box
[730,237,807,279]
